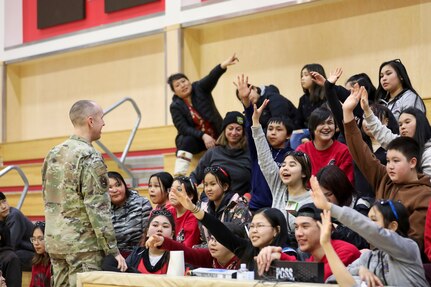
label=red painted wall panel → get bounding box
[23,0,165,43]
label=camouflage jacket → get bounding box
[41,135,119,255]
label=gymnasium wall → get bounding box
[5,0,431,142]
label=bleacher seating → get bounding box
[0,125,202,221]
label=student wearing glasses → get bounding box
[310,176,428,286]
[376,59,425,120]
[169,185,293,270]
[168,176,201,248]
[343,85,431,253]
[30,221,51,287]
[198,166,251,246]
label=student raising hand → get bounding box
[251,99,269,127]
[234,74,252,108]
[359,85,373,117]
[170,183,205,220]
[342,84,364,123]
[317,209,332,245]
[309,176,332,211]
[317,209,357,287]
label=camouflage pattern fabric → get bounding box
[50,251,103,287]
[41,135,119,257]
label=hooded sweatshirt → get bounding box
[344,119,431,251]
[329,205,428,287]
[190,145,251,196]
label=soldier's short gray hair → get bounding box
[69,100,98,127]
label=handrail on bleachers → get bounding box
[0,165,29,209]
[95,97,141,187]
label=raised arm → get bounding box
[318,209,357,287]
[147,235,213,268]
[311,175,419,263]
[169,186,250,258]
[197,53,238,92]
[361,91,397,149]
[342,86,387,191]
[312,69,345,135]
[250,100,286,197]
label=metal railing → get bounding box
[0,165,29,210]
[95,97,141,187]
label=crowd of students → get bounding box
[2,55,431,287]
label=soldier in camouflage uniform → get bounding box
[41,100,127,287]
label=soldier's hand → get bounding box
[115,253,128,272]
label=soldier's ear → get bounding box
[87,115,94,127]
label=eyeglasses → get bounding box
[30,236,44,244]
[379,200,399,220]
[247,223,273,231]
[204,166,229,178]
[285,151,309,165]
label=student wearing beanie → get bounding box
[191,111,251,196]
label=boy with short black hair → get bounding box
[256,203,360,281]
[235,75,294,210]
[342,85,431,252]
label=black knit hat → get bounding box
[221,111,245,131]
[0,192,5,201]
[297,203,322,221]
[150,172,173,193]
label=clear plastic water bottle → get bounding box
[236,263,248,280]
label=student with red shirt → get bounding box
[102,209,175,274]
[29,221,51,287]
[146,222,244,270]
[296,107,354,185]
[256,203,360,281]
[169,176,201,248]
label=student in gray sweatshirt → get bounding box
[310,176,428,287]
